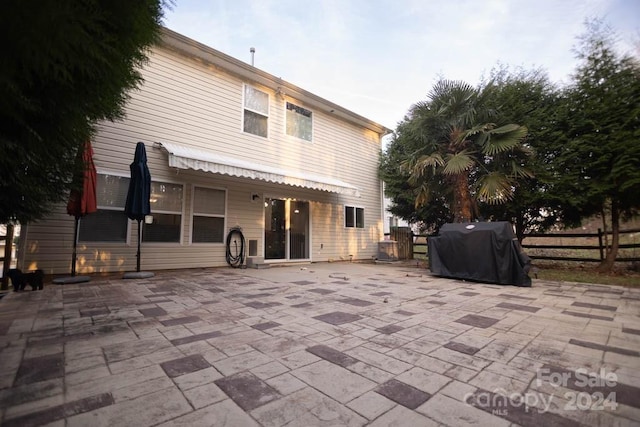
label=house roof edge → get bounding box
[159,27,391,136]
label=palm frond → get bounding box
[482,124,528,155]
[461,123,494,146]
[415,153,445,170]
[414,183,431,208]
[510,161,535,179]
[429,80,479,128]
[429,80,476,103]
[443,151,475,175]
[490,123,521,134]
[400,158,413,175]
[464,123,492,137]
[476,172,514,204]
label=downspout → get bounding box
[380,180,386,240]
[380,130,392,241]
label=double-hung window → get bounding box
[79,174,129,242]
[243,85,269,137]
[286,102,312,141]
[192,187,226,243]
[143,181,183,243]
[345,206,364,229]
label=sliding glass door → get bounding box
[264,198,286,260]
[289,200,309,260]
[264,198,309,260]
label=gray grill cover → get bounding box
[428,222,532,287]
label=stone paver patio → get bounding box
[0,262,639,426]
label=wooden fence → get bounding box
[387,227,640,264]
[521,228,640,263]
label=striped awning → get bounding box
[156,141,360,197]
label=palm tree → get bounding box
[401,80,532,222]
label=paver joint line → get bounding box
[0,262,638,427]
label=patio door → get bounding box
[264,198,309,260]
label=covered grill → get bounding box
[428,222,532,287]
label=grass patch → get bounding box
[534,264,640,287]
[412,254,640,287]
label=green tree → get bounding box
[399,80,532,223]
[555,20,640,272]
[380,122,453,233]
[478,66,571,241]
[0,0,169,224]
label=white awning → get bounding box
[156,141,360,197]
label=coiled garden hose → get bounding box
[225,227,246,268]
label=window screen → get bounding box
[286,102,312,141]
[244,85,269,137]
[143,181,183,243]
[345,206,364,229]
[192,187,225,243]
[79,174,130,242]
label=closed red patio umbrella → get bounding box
[66,141,97,277]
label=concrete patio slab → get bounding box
[1,261,639,426]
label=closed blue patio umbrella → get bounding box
[124,142,151,274]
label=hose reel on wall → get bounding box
[225,226,246,268]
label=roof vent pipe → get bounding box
[250,47,255,66]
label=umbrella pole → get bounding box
[136,219,142,272]
[72,217,80,277]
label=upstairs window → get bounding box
[286,102,312,141]
[243,85,269,137]
[345,206,364,228]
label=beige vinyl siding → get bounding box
[19,39,384,275]
[22,177,378,274]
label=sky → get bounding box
[164,0,639,130]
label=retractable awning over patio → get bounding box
[156,141,360,197]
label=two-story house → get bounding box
[17,28,389,275]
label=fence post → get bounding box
[1,224,14,291]
[597,228,604,261]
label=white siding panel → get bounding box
[20,41,384,275]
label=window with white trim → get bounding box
[192,187,226,243]
[143,181,183,243]
[243,85,269,137]
[345,206,364,229]
[79,174,130,242]
[286,102,312,141]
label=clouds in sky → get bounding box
[165,0,639,128]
